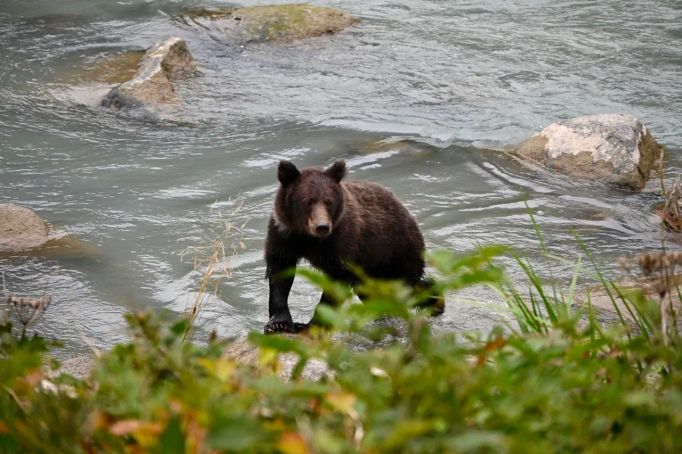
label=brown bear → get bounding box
[264,160,441,334]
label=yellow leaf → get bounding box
[132,422,164,447]
[277,432,309,454]
[326,391,357,414]
[198,358,236,382]
[259,348,279,368]
[110,419,163,447]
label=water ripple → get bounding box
[1,0,680,352]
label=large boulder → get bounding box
[0,204,49,252]
[101,37,195,110]
[181,3,358,45]
[516,114,661,189]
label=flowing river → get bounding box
[1,0,681,355]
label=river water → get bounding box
[1,0,681,355]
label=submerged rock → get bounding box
[181,3,358,45]
[101,37,196,110]
[359,138,441,157]
[0,204,50,252]
[516,114,661,190]
[576,275,682,330]
[0,205,100,258]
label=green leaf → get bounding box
[447,430,509,452]
[154,417,185,454]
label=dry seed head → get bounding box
[620,251,682,275]
[7,294,51,326]
[8,294,51,310]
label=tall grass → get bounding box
[179,202,248,341]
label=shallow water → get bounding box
[1,0,681,355]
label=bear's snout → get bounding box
[308,202,332,238]
[315,223,330,236]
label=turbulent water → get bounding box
[1,0,681,355]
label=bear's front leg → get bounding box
[264,218,303,334]
[265,274,296,333]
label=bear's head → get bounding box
[274,160,347,238]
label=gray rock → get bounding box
[516,114,661,189]
[57,355,95,380]
[53,338,330,382]
[0,204,49,252]
[101,37,195,110]
[181,3,358,46]
[224,337,329,381]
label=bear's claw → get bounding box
[264,320,295,334]
[264,320,309,334]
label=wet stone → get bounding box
[180,3,358,46]
[0,204,50,252]
[516,114,661,190]
[101,37,196,110]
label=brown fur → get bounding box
[264,160,432,333]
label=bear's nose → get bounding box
[315,224,330,236]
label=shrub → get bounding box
[1,245,681,453]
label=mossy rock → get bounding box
[180,7,236,22]
[57,50,145,85]
[101,37,196,110]
[182,3,358,45]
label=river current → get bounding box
[1,0,681,355]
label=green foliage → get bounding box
[1,247,681,453]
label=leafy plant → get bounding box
[1,244,681,453]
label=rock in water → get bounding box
[0,204,49,252]
[182,3,358,45]
[101,37,195,110]
[57,50,146,86]
[516,114,661,189]
[224,337,328,381]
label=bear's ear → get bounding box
[278,161,300,186]
[325,160,347,183]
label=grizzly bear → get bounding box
[264,160,441,334]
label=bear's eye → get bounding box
[306,199,315,207]
[324,200,334,208]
